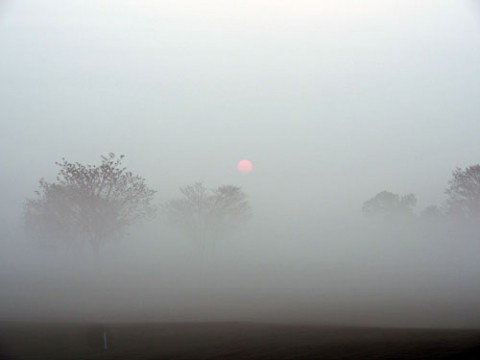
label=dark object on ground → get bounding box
[0,321,479,359]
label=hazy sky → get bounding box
[1,0,480,222]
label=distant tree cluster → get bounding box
[362,164,480,221]
[362,191,416,218]
[24,154,251,254]
[163,182,251,250]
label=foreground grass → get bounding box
[1,321,480,359]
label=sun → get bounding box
[237,159,253,174]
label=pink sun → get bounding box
[237,159,253,174]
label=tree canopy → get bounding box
[163,182,251,249]
[362,191,416,218]
[445,164,480,218]
[24,153,156,252]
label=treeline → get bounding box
[363,164,480,221]
[24,153,251,253]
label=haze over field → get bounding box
[1,1,480,329]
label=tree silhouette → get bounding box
[362,191,416,218]
[445,164,480,218]
[164,182,251,250]
[24,153,155,252]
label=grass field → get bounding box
[1,322,480,359]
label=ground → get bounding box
[1,322,480,359]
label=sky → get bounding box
[1,1,480,327]
[1,0,480,219]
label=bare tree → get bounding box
[362,191,416,218]
[445,164,480,218]
[163,182,251,250]
[24,153,156,253]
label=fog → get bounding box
[1,0,480,329]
